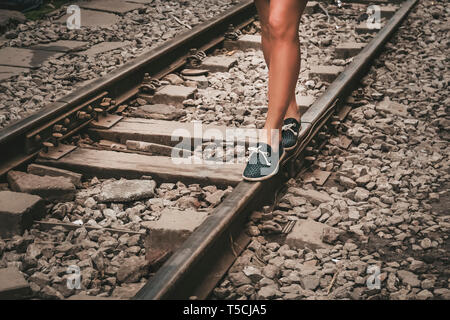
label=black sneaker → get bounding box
[282,118,301,151]
[242,142,285,181]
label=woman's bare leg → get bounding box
[261,0,307,148]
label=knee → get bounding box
[268,13,297,41]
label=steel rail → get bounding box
[134,0,418,300]
[0,0,256,177]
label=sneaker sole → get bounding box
[283,139,299,151]
[242,150,285,182]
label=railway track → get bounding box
[0,0,419,300]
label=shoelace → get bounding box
[282,122,299,136]
[247,145,271,166]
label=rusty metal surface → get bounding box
[134,180,264,300]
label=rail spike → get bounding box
[186,48,207,67]
[224,24,242,41]
[139,73,160,95]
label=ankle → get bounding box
[284,104,301,121]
